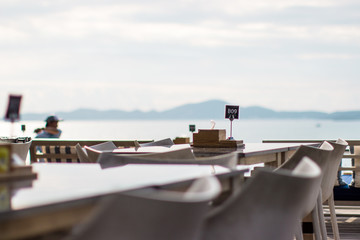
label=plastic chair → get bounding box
[75,142,117,163]
[276,142,333,240]
[135,138,174,147]
[201,157,322,240]
[98,151,239,170]
[75,144,88,163]
[11,140,32,161]
[67,176,221,240]
[86,143,195,164]
[317,139,348,240]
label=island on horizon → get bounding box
[19,99,360,121]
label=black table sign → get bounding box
[225,105,239,120]
[5,94,22,122]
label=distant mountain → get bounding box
[159,100,226,119]
[21,99,360,121]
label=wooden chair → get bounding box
[201,157,322,240]
[67,176,221,240]
[276,142,333,240]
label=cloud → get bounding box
[0,0,359,114]
[1,1,359,49]
[0,25,28,42]
[298,53,360,60]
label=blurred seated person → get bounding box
[36,115,63,138]
[34,128,44,134]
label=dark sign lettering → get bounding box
[225,105,239,120]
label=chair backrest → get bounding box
[140,146,195,159]
[292,155,322,177]
[98,145,195,165]
[192,152,238,170]
[137,138,175,147]
[276,143,333,216]
[321,138,348,201]
[84,146,102,163]
[11,141,32,161]
[202,157,322,240]
[75,143,89,163]
[91,141,118,151]
[77,142,118,163]
[69,176,221,240]
[98,151,238,170]
[319,141,334,151]
[277,143,333,172]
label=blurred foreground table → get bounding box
[0,163,247,239]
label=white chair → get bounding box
[98,151,238,170]
[317,139,348,240]
[67,176,221,240]
[75,144,88,163]
[86,144,195,164]
[75,142,117,163]
[276,142,333,240]
[201,157,322,240]
[135,138,174,147]
[11,140,32,161]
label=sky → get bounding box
[0,0,360,114]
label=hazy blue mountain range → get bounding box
[21,100,360,121]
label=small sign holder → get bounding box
[189,124,196,133]
[225,105,239,140]
[189,124,196,143]
[4,94,22,137]
[21,124,26,136]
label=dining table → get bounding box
[0,142,316,239]
[193,142,319,166]
[0,163,248,240]
[112,142,317,167]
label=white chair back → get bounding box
[202,157,322,240]
[69,176,221,240]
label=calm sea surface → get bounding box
[2,119,360,143]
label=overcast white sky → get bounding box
[1,0,359,114]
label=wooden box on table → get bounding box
[192,129,244,148]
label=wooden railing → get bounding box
[29,139,153,163]
[263,140,360,187]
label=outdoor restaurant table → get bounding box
[0,163,248,240]
[112,142,316,167]
[192,142,318,167]
[1,142,314,239]
[112,143,191,154]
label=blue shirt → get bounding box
[36,129,62,138]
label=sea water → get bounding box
[1,118,358,172]
[1,119,360,142]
